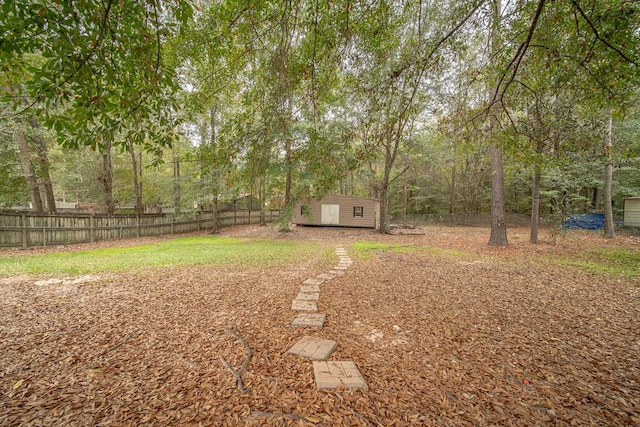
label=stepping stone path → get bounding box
[295,292,319,301]
[292,313,326,328]
[287,246,368,391]
[287,336,338,360]
[300,284,320,293]
[291,300,317,311]
[313,361,369,392]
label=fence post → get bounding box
[171,218,174,235]
[89,214,95,243]
[234,209,237,226]
[21,214,27,249]
[42,227,46,247]
[20,214,27,249]
[136,215,141,237]
[248,210,251,224]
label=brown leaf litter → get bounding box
[1,224,639,426]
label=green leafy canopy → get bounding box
[0,0,193,151]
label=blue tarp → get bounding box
[561,213,605,230]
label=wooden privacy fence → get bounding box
[0,209,280,248]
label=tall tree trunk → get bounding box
[402,177,408,220]
[259,178,267,226]
[281,44,292,211]
[29,119,56,213]
[489,146,508,246]
[602,111,615,238]
[198,120,208,212]
[284,138,292,208]
[279,137,293,232]
[592,187,600,210]
[449,147,456,214]
[529,174,541,243]
[378,127,396,234]
[487,0,508,246]
[379,182,389,234]
[350,171,355,196]
[100,136,115,215]
[210,108,220,233]
[530,172,541,244]
[530,139,543,243]
[369,162,378,199]
[276,5,296,232]
[173,146,181,214]
[128,143,143,215]
[14,126,44,212]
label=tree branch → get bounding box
[492,0,547,106]
[220,328,253,393]
[58,0,114,90]
[388,165,411,186]
[390,0,486,88]
[152,0,162,79]
[571,0,639,68]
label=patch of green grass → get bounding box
[556,248,640,278]
[350,241,466,259]
[320,247,340,267]
[0,237,318,276]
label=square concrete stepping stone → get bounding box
[288,336,337,360]
[296,292,319,301]
[300,284,320,293]
[317,273,335,281]
[313,361,368,391]
[329,269,345,275]
[292,300,317,311]
[292,313,326,328]
[303,278,324,286]
[333,265,348,270]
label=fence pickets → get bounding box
[0,210,279,248]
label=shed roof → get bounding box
[301,194,379,202]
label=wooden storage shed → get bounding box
[292,194,380,229]
[624,197,640,227]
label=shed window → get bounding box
[301,205,310,215]
[353,206,364,217]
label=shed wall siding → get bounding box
[292,195,378,228]
[624,199,640,227]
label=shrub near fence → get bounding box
[0,209,280,248]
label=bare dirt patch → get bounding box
[1,225,639,426]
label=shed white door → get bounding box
[321,204,340,225]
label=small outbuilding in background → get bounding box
[624,197,640,228]
[292,194,380,229]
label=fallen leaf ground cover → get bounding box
[1,224,639,426]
